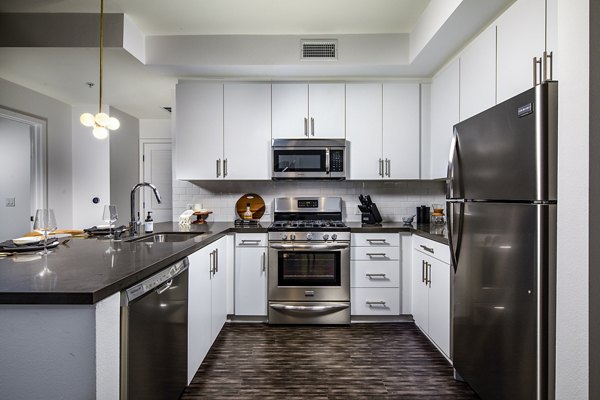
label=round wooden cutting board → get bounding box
[235,193,266,220]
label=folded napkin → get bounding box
[84,225,127,236]
[0,238,59,252]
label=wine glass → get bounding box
[103,205,118,239]
[33,209,57,255]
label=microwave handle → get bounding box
[326,148,330,174]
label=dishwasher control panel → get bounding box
[123,258,189,303]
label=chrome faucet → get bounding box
[130,182,162,235]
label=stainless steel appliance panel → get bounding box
[448,81,557,202]
[451,202,555,400]
[272,139,347,180]
[121,260,188,400]
[268,301,350,324]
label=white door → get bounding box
[142,142,172,222]
[0,117,32,239]
[235,245,267,316]
[346,83,382,180]
[427,256,451,357]
[308,83,346,138]
[223,83,272,179]
[383,83,420,179]
[272,83,309,139]
[411,249,430,331]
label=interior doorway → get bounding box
[0,108,47,240]
[140,140,172,222]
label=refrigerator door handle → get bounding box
[447,201,464,272]
[447,128,462,199]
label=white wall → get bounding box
[71,105,110,229]
[0,78,73,228]
[555,0,589,398]
[0,118,31,239]
[140,119,171,139]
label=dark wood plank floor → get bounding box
[181,322,479,399]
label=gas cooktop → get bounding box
[268,219,348,231]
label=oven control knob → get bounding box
[290,233,296,241]
[306,233,313,240]
[281,233,288,241]
[331,234,338,241]
[322,234,329,241]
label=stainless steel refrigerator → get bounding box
[447,81,557,400]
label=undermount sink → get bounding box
[126,232,203,243]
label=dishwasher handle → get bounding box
[122,257,189,305]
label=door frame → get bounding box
[139,138,172,220]
[0,107,48,223]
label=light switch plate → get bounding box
[5,197,15,207]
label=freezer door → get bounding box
[447,81,557,201]
[452,202,555,400]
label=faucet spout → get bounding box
[130,182,162,235]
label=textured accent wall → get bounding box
[172,180,445,222]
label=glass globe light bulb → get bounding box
[107,117,120,131]
[92,126,109,140]
[80,113,95,127]
[95,112,110,127]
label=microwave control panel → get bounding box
[330,150,344,172]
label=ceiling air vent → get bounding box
[301,40,338,60]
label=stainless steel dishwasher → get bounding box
[120,258,189,400]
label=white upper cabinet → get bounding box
[428,59,460,180]
[223,83,272,180]
[459,25,497,121]
[382,83,420,179]
[272,83,345,139]
[175,81,223,180]
[346,83,383,180]
[496,0,546,103]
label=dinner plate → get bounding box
[12,236,42,246]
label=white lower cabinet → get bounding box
[411,236,451,358]
[350,233,400,316]
[187,236,229,384]
[234,233,268,316]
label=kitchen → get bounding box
[0,0,595,399]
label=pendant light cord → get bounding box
[99,0,104,114]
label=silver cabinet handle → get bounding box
[156,279,173,295]
[378,158,383,177]
[385,159,391,177]
[215,248,219,273]
[366,273,387,279]
[366,300,386,307]
[426,262,432,286]
[420,244,434,254]
[304,117,308,136]
[366,239,387,244]
[261,251,266,272]
[240,239,261,245]
[269,243,349,250]
[366,253,387,258]
[216,159,221,178]
[270,303,349,313]
[325,148,330,174]
[223,159,228,178]
[310,117,315,136]
[422,259,426,283]
[209,250,215,277]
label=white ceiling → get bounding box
[0,0,512,119]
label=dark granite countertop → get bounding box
[0,221,445,305]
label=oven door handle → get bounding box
[269,243,349,250]
[269,303,349,313]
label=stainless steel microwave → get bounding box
[272,139,347,180]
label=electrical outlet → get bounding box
[5,197,15,207]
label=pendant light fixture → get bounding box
[79,0,119,140]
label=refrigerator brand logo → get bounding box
[517,103,534,117]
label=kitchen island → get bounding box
[0,221,446,400]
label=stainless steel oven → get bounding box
[272,139,347,180]
[267,196,350,324]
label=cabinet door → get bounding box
[223,83,271,179]
[496,0,546,103]
[272,83,309,139]
[235,246,267,316]
[427,256,451,358]
[175,81,223,180]
[308,83,346,138]
[411,249,429,332]
[429,59,459,180]
[210,239,228,342]
[346,83,382,180]
[383,83,420,179]
[187,246,212,384]
[460,25,497,121]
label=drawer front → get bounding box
[412,235,450,264]
[351,246,400,261]
[351,233,399,247]
[235,233,267,247]
[351,260,400,288]
[351,288,400,315]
